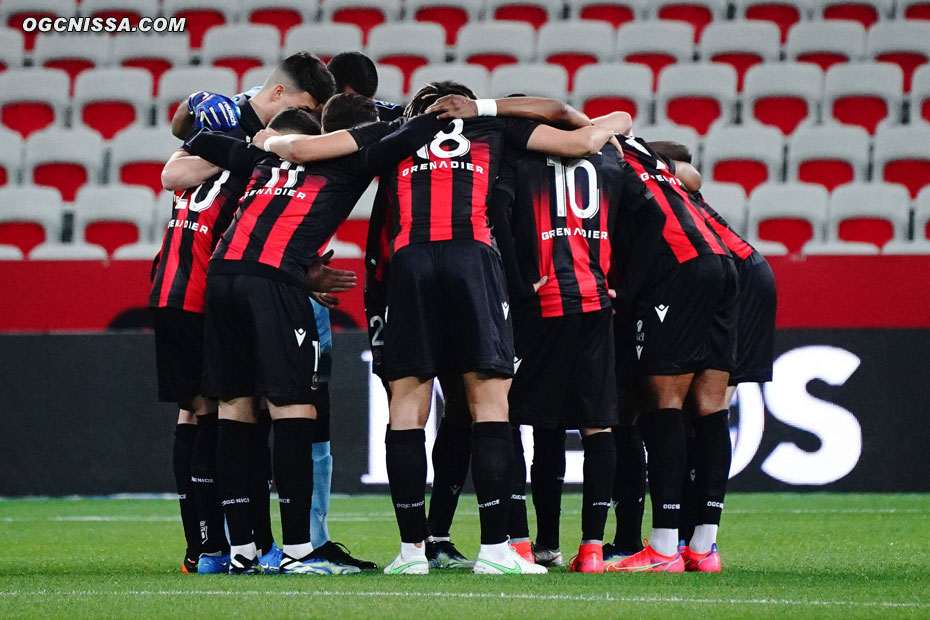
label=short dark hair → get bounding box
[405,80,477,117]
[271,52,336,107]
[321,93,378,133]
[268,107,321,135]
[327,52,379,99]
[649,141,692,164]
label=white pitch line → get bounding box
[0,589,924,609]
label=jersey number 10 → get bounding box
[546,156,599,220]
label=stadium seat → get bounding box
[785,21,866,72]
[490,64,569,100]
[24,128,103,201]
[787,124,870,191]
[697,181,748,235]
[648,0,728,42]
[486,0,565,30]
[747,182,829,254]
[113,33,191,96]
[242,0,317,43]
[157,67,239,125]
[742,63,823,136]
[367,23,447,93]
[162,0,233,50]
[812,0,893,28]
[411,64,492,98]
[406,0,484,46]
[0,127,22,187]
[110,128,184,195]
[824,62,903,134]
[334,182,378,256]
[866,22,930,93]
[702,125,785,194]
[456,21,536,72]
[375,64,405,102]
[0,68,69,139]
[537,21,616,90]
[656,63,738,135]
[284,24,364,64]
[823,182,911,251]
[733,0,808,43]
[884,186,930,252]
[698,21,781,91]
[239,66,275,94]
[911,64,930,126]
[0,186,63,255]
[638,122,702,162]
[616,22,695,91]
[72,186,155,256]
[899,0,930,21]
[79,0,159,25]
[572,63,653,122]
[567,0,646,28]
[0,0,70,51]
[73,68,153,140]
[29,242,109,260]
[33,34,111,94]
[112,241,163,260]
[0,28,25,72]
[201,25,282,84]
[0,244,23,260]
[874,125,930,199]
[322,0,402,44]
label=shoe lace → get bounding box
[326,541,355,562]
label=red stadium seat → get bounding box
[201,25,281,84]
[703,125,784,195]
[0,69,69,139]
[407,0,482,45]
[569,0,642,28]
[867,22,930,93]
[788,125,870,192]
[538,21,615,90]
[33,34,111,95]
[113,33,190,96]
[875,126,930,199]
[657,63,737,135]
[735,0,803,43]
[243,0,315,43]
[617,21,694,90]
[743,63,823,136]
[322,0,402,44]
[74,68,152,140]
[748,182,829,254]
[699,21,780,91]
[457,22,536,72]
[901,0,930,20]
[79,0,157,26]
[573,63,653,123]
[162,0,231,49]
[0,0,66,52]
[824,62,903,135]
[284,24,363,65]
[786,21,866,73]
[369,23,446,93]
[73,186,155,256]
[825,183,910,251]
[25,128,102,202]
[487,0,563,29]
[111,128,185,196]
[0,186,63,255]
[652,0,727,42]
[815,0,892,29]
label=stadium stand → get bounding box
[567,0,645,28]
[0,127,22,187]
[748,182,831,254]
[406,0,484,45]
[489,63,569,100]
[572,62,653,121]
[787,125,871,192]
[367,22,447,92]
[0,68,68,139]
[823,62,904,134]
[638,122,702,161]
[699,181,748,235]
[813,0,894,28]
[112,33,191,96]
[411,64,492,97]
[900,0,930,20]
[615,21,695,90]
[537,20,616,89]
[456,21,536,72]
[0,186,63,256]
[32,34,111,93]
[866,21,930,91]
[702,125,785,194]
[874,124,930,198]
[72,186,155,257]
[698,20,781,91]
[733,0,806,42]
[742,63,823,136]
[284,23,364,62]
[649,0,728,41]
[656,63,738,135]
[785,21,867,72]
[0,27,24,72]
[201,24,282,83]
[73,68,154,140]
[486,0,565,29]
[911,64,930,125]
[24,128,103,202]
[883,186,930,252]
[156,67,238,124]
[110,128,184,196]
[79,0,160,24]
[322,0,403,44]
[0,0,66,51]
[241,0,317,43]
[823,182,911,251]
[161,0,233,49]
[375,64,405,101]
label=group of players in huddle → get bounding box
[151,49,776,576]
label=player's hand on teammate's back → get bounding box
[193,93,240,131]
[426,95,477,119]
[310,291,340,309]
[305,250,357,294]
[252,128,281,151]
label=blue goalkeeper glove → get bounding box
[193,93,240,131]
[186,90,210,114]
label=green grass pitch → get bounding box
[0,493,927,619]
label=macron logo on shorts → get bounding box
[513,357,523,373]
[655,304,669,322]
[295,328,306,347]
[502,302,510,319]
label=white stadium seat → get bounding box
[702,125,785,194]
[284,23,364,60]
[572,63,654,123]
[490,64,569,100]
[157,67,239,124]
[786,124,870,191]
[410,64,492,98]
[73,68,154,140]
[656,63,738,135]
[742,63,824,135]
[747,182,830,254]
[456,21,537,70]
[24,128,104,201]
[697,181,748,236]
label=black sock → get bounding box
[531,427,565,549]
[173,422,200,557]
[508,426,530,540]
[638,408,687,530]
[581,432,615,542]
[272,418,315,548]
[679,421,699,544]
[190,413,228,554]
[471,421,513,545]
[426,416,471,538]
[386,428,427,543]
[252,410,274,554]
[693,409,732,527]
[612,424,645,552]
[216,419,257,548]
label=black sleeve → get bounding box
[488,157,535,304]
[502,117,541,150]
[346,121,393,150]
[355,113,451,176]
[183,130,260,178]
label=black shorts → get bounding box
[202,273,323,406]
[630,254,739,376]
[510,308,618,430]
[364,276,388,381]
[153,307,205,410]
[383,240,514,381]
[729,252,777,385]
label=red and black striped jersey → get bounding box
[690,190,756,260]
[619,135,730,264]
[494,143,635,318]
[186,114,450,285]
[380,117,538,253]
[148,100,264,312]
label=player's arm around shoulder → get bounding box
[526,123,616,158]
[161,149,221,191]
[255,125,383,164]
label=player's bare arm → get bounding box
[590,110,634,136]
[426,95,591,129]
[526,124,616,158]
[161,150,222,191]
[255,127,359,163]
[170,101,196,140]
